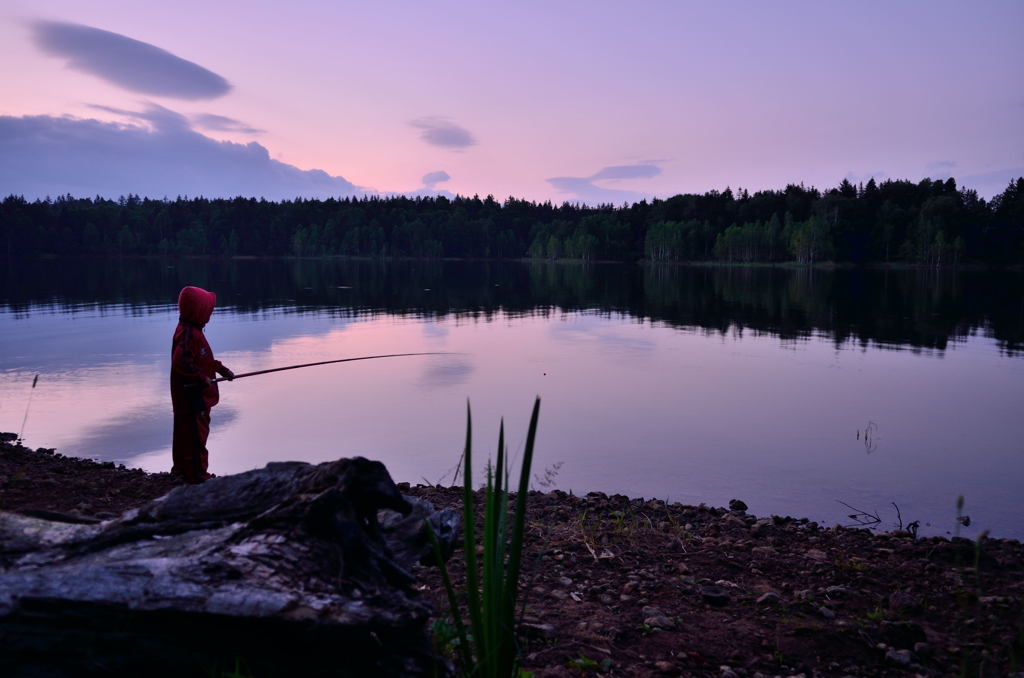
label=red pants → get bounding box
[172,408,211,483]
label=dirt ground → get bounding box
[2,433,1022,677]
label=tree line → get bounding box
[2,177,1022,265]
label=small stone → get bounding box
[804,549,828,561]
[720,666,739,678]
[520,622,556,638]
[881,620,927,648]
[888,589,923,613]
[749,518,772,535]
[701,584,730,607]
[557,576,573,587]
[817,606,836,620]
[885,648,913,666]
[644,614,675,629]
[654,661,676,672]
[756,591,781,606]
[598,594,615,605]
[549,589,567,600]
[642,605,665,618]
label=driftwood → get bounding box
[0,457,459,677]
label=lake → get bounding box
[1,257,1022,539]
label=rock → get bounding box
[520,622,557,638]
[804,548,828,561]
[728,499,748,512]
[722,514,747,527]
[817,606,836,620]
[756,591,782,606]
[888,589,924,614]
[644,615,676,629]
[823,585,851,598]
[557,576,573,587]
[700,584,730,607]
[881,620,927,649]
[885,648,913,666]
[0,457,458,677]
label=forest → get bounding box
[2,177,1022,265]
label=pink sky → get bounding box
[2,0,1022,202]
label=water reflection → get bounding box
[75,402,239,464]
[2,258,1021,356]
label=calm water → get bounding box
[2,258,1022,539]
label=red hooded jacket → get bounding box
[171,286,224,411]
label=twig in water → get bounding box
[836,500,881,528]
[892,502,903,530]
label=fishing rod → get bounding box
[17,374,39,443]
[210,352,458,383]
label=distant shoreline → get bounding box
[14,252,1022,273]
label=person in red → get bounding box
[170,286,234,483]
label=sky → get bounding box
[1,1,1022,204]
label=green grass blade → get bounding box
[482,462,496,675]
[502,397,541,656]
[426,522,473,671]
[460,402,486,673]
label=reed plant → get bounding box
[429,398,540,678]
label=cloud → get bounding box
[391,170,454,199]
[417,357,474,389]
[89,102,191,130]
[956,167,1024,199]
[590,164,662,181]
[32,20,230,100]
[192,113,264,135]
[844,170,889,184]
[0,108,363,200]
[547,163,662,205]
[422,170,450,188]
[410,117,476,149]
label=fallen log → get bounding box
[0,457,459,677]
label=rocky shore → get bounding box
[2,434,1021,677]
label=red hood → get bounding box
[177,286,216,326]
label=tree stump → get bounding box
[0,457,458,677]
